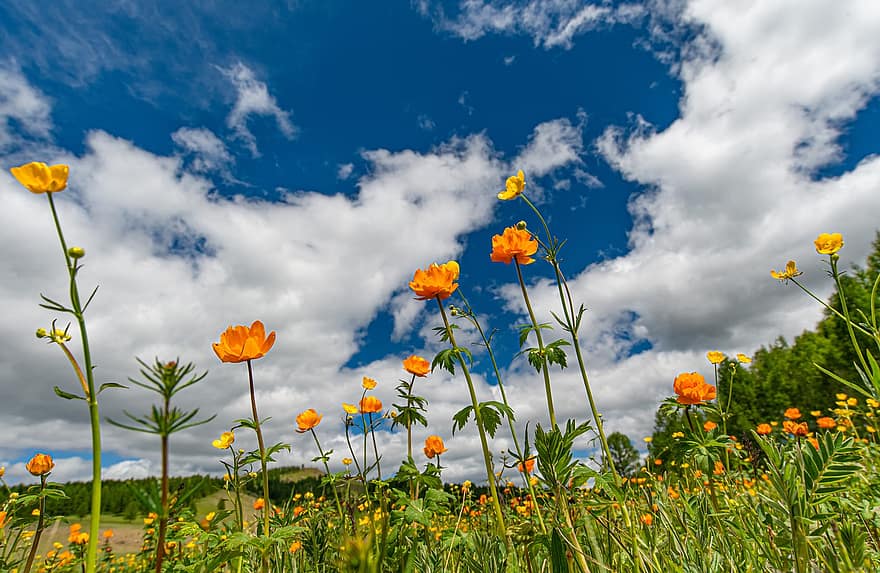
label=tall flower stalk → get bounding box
[12,162,104,573]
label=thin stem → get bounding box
[309,428,345,525]
[513,257,557,428]
[436,299,508,540]
[790,277,872,337]
[154,431,169,573]
[47,193,101,573]
[22,474,47,573]
[246,359,270,573]
[369,412,382,480]
[831,257,870,374]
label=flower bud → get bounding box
[26,453,55,476]
[515,220,527,230]
[67,246,85,259]
[36,328,48,339]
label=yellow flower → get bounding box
[342,403,358,414]
[342,457,353,466]
[706,351,725,364]
[736,353,752,364]
[770,260,803,281]
[25,452,55,476]
[290,541,303,553]
[814,233,843,255]
[836,393,848,400]
[212,431,235,449]
[295,408,323,433]
[409,261,460,301]
[10,162,70,193]
[212,320,276,363]
[362,376,377,390]
[498,170,526,200]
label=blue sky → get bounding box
[1,0,879,484]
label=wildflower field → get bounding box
[2,162,880,572]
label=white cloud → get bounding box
[417,114,436,131]
[171,127,234,175]
[515,116,584,177]
[221,62,296,157]
[0,65,52,150]
[418,1,645,49]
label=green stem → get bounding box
[154,432,169,573]
[513,258,557,429]
[22,474,47,573]
[309,428,345,526]
[246,360,270,573]
[369,412,382,480]
[47,194,101,573]
[436,299,508,540]
[830,257,870,374]
[790,277,873,337]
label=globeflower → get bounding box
[490,226,538,265]
[408,261,460,300]
[25,453,55,476]
[497,170,526,200]
[342,403,358,415]
[703,421,717,432]
[756,423,772,435]
[784,407,802,420]
[359,396,383,414]
[423,435,448,459]
[517,457,536,474]
[673,372,716,405]
[817,416,837,430]
[212,320,276,363]
[295,409,323,433]
[770,260,803,281]
[814,233,843,255]
[10,162,70,194]
[212,431,235,449]
[403,355,430,377]
[783,420,809,437]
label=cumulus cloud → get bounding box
[171,127,234,175]
[221,62,296,156]
[0,65,52,150]
[417,0,645,49]
[337,163,354,180]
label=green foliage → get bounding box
[606,432,641,477]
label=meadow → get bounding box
[2,163,879,572]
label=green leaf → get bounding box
[53,386,85,401]
[452,405,474,435]
[432,349,456,375]
[98,382,128,394]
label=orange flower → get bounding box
[808,437,819,450]
[253,498,265,510]
[362,376,377,390]
[783,421,809,437]
[713,461,725,475]
[403,355,430,377]
[816,416,836,430]
[814,233,843,255]
[295,409,322,433]
[103,529,114,539]
[706,351,724,365]
[784,408,802,420]
[498,170,526,200]
[756,423,772,435]
[10,162,69,194]
[212,320,276,363]
[408,261,460,300]
[673,372,716,405]
[26,453,55,476]
[289,541,303,553]
[640,513,653,526]
[0,510,7,529]
[359,396,383,414]
[489,226,538,265]
[423,435,448,459]
[517,457,536,474]
[703,421,717,432]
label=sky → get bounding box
[1,0,879,486]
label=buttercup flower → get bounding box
[423,435,448,459]
[490,226,538,265]
[409,261,460,300]
[814,233,843,255]
[756,423,772,435]
[10,162,70,194]
[498,170,526,200]
[296,409,323,433]
[212,431,235,449]
[212,320,276,363]
[706,351,724,365]
[342,403,358,415]
[342,457,353,466]
[673,372,716,405]
[770,260,803,281]
[26,453,55,476]
[362,376,377,390]
[359,396,383,414]
[403,355,430,377]
[736,353,752,364]
[784,407,802,420]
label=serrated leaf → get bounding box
[452,405,474,435]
